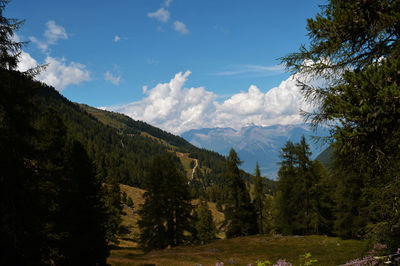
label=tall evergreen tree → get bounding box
[252,163,265,234]
[59,140,109,265]
[0,3,41,262]
[281,0,400,249]
[103,177,123,246]
[0,0,24,70]
[275,137,328,235]
[138,153,193,251]
[275,140,299,235]
[0,69,42,265]
[224,148,257,238]
[192,199,216,244]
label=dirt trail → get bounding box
[191,159,198,180]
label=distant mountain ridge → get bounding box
[181,124,329,179]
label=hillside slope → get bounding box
[33,82,268,190]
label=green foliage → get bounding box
[0,69,43,264]
[138,153,193,251]
[275,137,331,235]
[104,177,123,246]
[224,148,257,238]
[0,68,116,264]
[192,199,216,244]
[126,197,134,208]
[282,0,400,250]
[59,140,109,265]
[300,252,318,266]
[0,0,24,70]
[122,191,127,204]
[253,163,267,234]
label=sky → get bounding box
[8,0,325,135]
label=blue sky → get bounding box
[9,0,325,134]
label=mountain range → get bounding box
[181,124,330,179]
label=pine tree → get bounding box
[0,69,42,265]
[104,177,123,246]
[0,0,24,70]
[138,153,193,251]
[281,0,400,249]
[275,137,328,235]
[60,140,109,265]
[252,163,265,234]
[224,148,257,238]
[193,199,216,244]
[275,140,299,235]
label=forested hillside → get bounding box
[32,80,273,195]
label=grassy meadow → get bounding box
[114,184,368,265]
[108,235,368,265]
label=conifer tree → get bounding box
[138,153,193,251]
[0,0,24,70]
[224,148,257,238]
[60,140,109,265]
[281,0,400,249]
[275,140,299,235]
[276,137,328,235]
[252,163,265,234]
[193,199,216,244]
[0,69,42,265]
[104,177,123,246]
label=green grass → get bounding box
[115,185,368,265]
[108,235,368,265]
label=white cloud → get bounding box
[164,0,172,7]
[17,51,90,91]
[39,57,90,91]
[148,8,170,23]
[44,20,68,44]
[17,51,39,72]
[173,21,189,34]
[114,35,121,42]
[30,20,68,52]
[29,36,49,52]
[103,71,310,135]
[105,71,121,85]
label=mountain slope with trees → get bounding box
[32,83,262,192]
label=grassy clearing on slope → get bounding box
[108,235,368,265]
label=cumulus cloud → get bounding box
[213,78,312,128]
[30,20,68,52]
[17,51,39,72]
[39,57,90,91]
[173,21,189,34]
[105,71,217,134]
[17,51,90,91]
[114,35,120,42]
[148,8,170,23]
[105,71,121,85]
[103,71,310,134]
